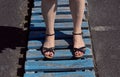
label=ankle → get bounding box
[45,31,55,35]
[73,29,82,34]
[72,32,83,35]
[45,34,55,40]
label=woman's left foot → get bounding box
[73,32,86,58]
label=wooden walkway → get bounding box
[24,0,96,77]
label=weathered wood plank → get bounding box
[29,30,90,40]
[34,2,69,8]
[31,14,72,19]
[26,48,92,60]
[31,14,86,20]
[30,21,89,31]
[32,7,69,12]
[33,0,68,7]
[31,8,87,15]
[25,58,94,71]
[33,0,88,7]
[31,14,86,21]
[32,10,70,15]
[31,18,86,23]
[24,71,95,77]
[28,38,91,49]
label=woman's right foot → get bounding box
[42,34,55,59]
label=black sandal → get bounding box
[72,32,86,58]
[41,33,55,59]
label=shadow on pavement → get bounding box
[0,26,27,53]
[0,0,34,77]
[0,26,28,77]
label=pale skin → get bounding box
[42,0,85,58]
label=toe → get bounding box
[75,51,84,57]
[44,51,54,58]
[79,51,84,56]
[49,52,54,57]
[44,52,50,56]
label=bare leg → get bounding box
[41,0,57,58]
[69,0,85,57]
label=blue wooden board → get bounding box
[25,58,94,71]
[28,38,91,49]
[26,48,92,60]
[29,30,90,40]
[33,0,88,7]
[34,0,68,5]
[32,10,72,15]
[24,71,95,77]
[31,8,87,15]
[31,18,86,23]
[34,2,69,8]
[30,21,89,31]
[32,7,70,12]
[32,8,71,15]
[31,14,86,21]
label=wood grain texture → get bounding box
[31,14,86,21]
[24,71,95,77]
[25,58,94,71]
[33,0,88,7]
[32,7,87,15]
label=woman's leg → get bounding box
[69,0,85,57]
[41,0,57,57]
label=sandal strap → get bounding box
[42,47,55,54]
[46,33,55,36]
[72,32,83,35]
[73,47,86,54]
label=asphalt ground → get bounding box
[88,0,120,77]
[0,0,31,77]
[0,0,120,77]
